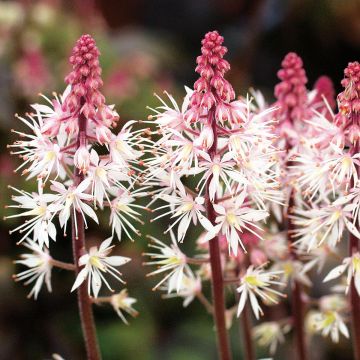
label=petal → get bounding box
[323,263,348,283]
[105,256,131,266]
[71,268,88,292]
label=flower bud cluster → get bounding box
[274,52,308,123]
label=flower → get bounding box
[162,270,202,307]
[6,182,60,247]
[237,264,285,319]
[210,190,268,255]
[292,202,360,250]
[323,252,360,295]
[50,178,98,237]
[71,238,131,297]
[9,113,66,182]
[110,289,138,324]
[253,321,290,355]
[109,188,147,241]
[144,233,189,292]
[309,310,349,343]
[14,239,52,299]
[152,190,215,242]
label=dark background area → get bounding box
[0,0,359,359]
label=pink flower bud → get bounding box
[74,146,90,173]
[250,249,268,266]
[194,125,214,150]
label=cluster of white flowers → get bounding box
[143,31,288,356]
[7,35,141,324]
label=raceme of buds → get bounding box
[335,61,360,144]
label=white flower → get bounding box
[309,310,349,343]
[271,259,312,287]
[323,252,360,295]
[71,238,131,297]
[109,188,147,241]
[50,178,98,237]
[196,153,238,202]
[14,240,52,299]
[144,233,189,292]
[9,114,66,182]
[152,190,215,242]
[237,264,285,319]
[147,87,192,131]
[292,203,360,250]
[162,270,202,307]
[87,150,130,208]
[110,289,138,324]
[209,190,268,255]
[253,321,290,355]
[109,121,142,166]
[335,184,360,227]
[6,182,60,247]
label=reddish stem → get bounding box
[72,108,101,360]
[288,192,307,360]
[350,140,360,360]
[206,108,232,360]
[241,303,255,360]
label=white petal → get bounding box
[323,264,348,283]
[105,256,131,266]
[71,268,88,292]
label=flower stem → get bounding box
[350,141,360,360]
[241,303,255,360]
[50,259,76,271]
[71,109,101,360]
[288,192,307,360]
[206,108,232,360]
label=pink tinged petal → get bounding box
[213,204,226,215]
[71,267,88,292]
[76,178,91,193]
[323,263,348,283]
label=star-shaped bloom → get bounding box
[71,238,131,297]
[50,178,98,237]
[14,240,53,299]
[207,190,268,255]
[6,182,60,247]
[237,264,285,319]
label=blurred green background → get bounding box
[0,0,359,359]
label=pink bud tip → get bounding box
[312,76,336,110]
[274,52,308,122]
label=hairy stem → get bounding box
[206,108,232,360]
[72,109,101,360]
[350,140,360,360]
